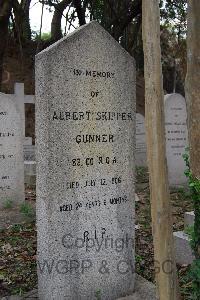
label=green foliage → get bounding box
[3,199,13,209]
[185,225,194,237]
[183,149,200,299]
[95,289,101,300]
[188,260,200,300]
[10,224,23,233]
[160,0,187,38]
[89,0,104,22]
[136,166,146,176]
[183,149,200,253]
[20,202,34,218]
[136,166,149,184]
[12,287,23,296]
[32,30,51,41]
[184,225,197,250]
[135,254,143,263]
[41,32,51,40]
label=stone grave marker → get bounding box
[24,137,32,145]
[24,137,36,187]
[36,21,136,299]
[24,144,35,161]
[14,83,25,136]
[0,93,24,208]
[24,161,36,187]
[136,113,147,167]
[24,137,35,161]
[164,93,188,186]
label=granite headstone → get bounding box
[24,137,32,146]
[164,93,188,186]
[136,113,147,167]
[36,21,136,299]
[0,92,24,208]
[24,145,35,161]
[24,137,35,161]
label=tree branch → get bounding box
[73,0,86,26]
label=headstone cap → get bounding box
[36,20,135,64]
[164,93,186,103]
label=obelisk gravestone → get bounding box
[36,21,136,299]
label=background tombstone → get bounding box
[136,113,147,167]
[0,92,24,208]
[14,83,25,136]
[164,93,188,186]
[24,136,36,187]
[24,144,35,161]
[24,137,32,145]
[24,161,36,187]
[36,21,136,299]
[24,137,35,161]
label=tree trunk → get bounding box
[100,0,141,42]
[51,0,71,41]
[73,0,86,26]
[0,0,12,90]
[142,1,180,299]
[21,0,32,40]
[185,0,200,259]
[13,0,32,41]
[186,0,200,179]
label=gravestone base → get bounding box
[0,275,156,300]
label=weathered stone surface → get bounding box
[173,231,195,265]
[164,94,188,186]
[24,137,32,145]
[13,83,25,137]
[0,92,24,208]
[135,194,140,202]
[0,275,157,300]
[24,137,35,161]
[118,274,157,300]
[135,113,147,167]
[36,21,136,299]
[24,145,35,161]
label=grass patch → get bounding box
[20,203,34,218]
[3,199,13,209]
